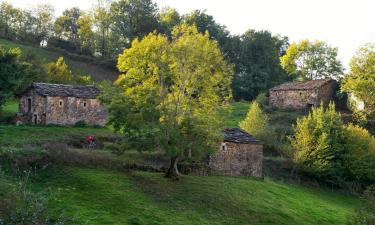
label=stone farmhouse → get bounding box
[16,83,107,126]
[209,128,263,178]
[269,79,337,109]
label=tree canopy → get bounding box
[101,24,233,179]
[0,47,37,108]
[342,43,375,123]
[280,40,343,80]
[232,30,289,100]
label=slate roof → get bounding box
[223,128,260,144]
[26,83,100,99]
[270,79,335,91]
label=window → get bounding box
[83,101,87,107]
[221,143,227,151]
[27,98,32,112]
[59,100,63,107]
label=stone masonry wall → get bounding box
[318,81,336,107]
[18,89,47,124]
[209,142,263,178]
[269,82,336,109]
[46,96,107,126]
[269,89,318,109]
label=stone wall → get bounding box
[18,89,47,124]
[46,96,107,126]
[209,142,263,178]
[269,82,336,109]
[17,90,107,126]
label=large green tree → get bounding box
[110,0,159,41]
[342,43,375,123]
[101,24,233,179]
[280,40,343,80]
[232,30,289,100]
[54,7,81,49]
[0,47,37,108]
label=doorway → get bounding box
[27,98,32,112]
[33,114,38,124]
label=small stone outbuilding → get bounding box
[209,128,263,178]
[269,79,337,109]
[16,83,107,126]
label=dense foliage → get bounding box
[290,103,375,186]
[281,40,343,80]
[44,57,93,85]
[342,43,375,124]
[0,0,291,101]
[0,47,37,108]
[239,101,268,139]
[232,30,289,100]
[101,24,233,178]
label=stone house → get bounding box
[269,79,337,109]
[209,128,263,178]
[16,83,107,126]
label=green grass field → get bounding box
[0,38,118,81]
[28,167,361,225]
[0,99,364,225]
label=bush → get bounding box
[239,101,268,139]
[347,185,375,225]
[255,92,269,108]
[290,102,347,186]
[290,102,375,187]
[0,170,71,225]
[344,124,375,184]
[74,120,87,128]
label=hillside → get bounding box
[27,167,360,225]
[0,101,364,225]
[0,38,118,81]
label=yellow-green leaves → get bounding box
[342,43,375,123]
[280,39,343,80]
[108,24,233,159]
[239,101,268,139]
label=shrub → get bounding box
[344,124,375,184]
[290,102,375,187]
[290,102,346,185]
[347,185,375,225]
[239,101,268,139]
[74,120,87,128]
[255,92,269,108]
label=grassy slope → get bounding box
[0,100,362,224]
[0,38,118,81]
[30,167,360,225]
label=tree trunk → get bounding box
[165,156,180,180]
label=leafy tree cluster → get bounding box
[290,103,375,186]
[0,47,37,108]
[342,43,375,124]
[0,1,291,101]
[280,40,343,80]
[100,24,233,179]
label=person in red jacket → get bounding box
[87,135,95,149]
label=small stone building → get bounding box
[269,79,337,109]
[209,128,263,178]
[16,83,107,126]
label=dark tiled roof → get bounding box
[270,79,335,91]
[223,128,260,144]
[28,83,101,99]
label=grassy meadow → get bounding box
[0,99,365,225]
[27,167,361,225]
